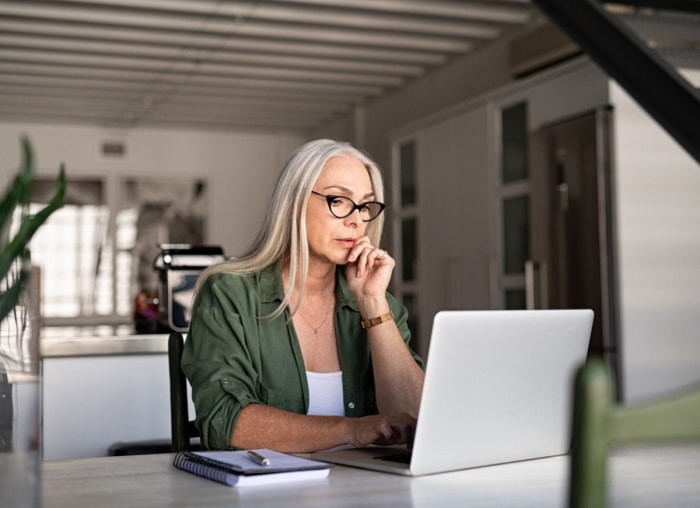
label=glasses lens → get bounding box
[328,196,354,217]
[361,202,384,220]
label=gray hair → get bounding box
[198,138,385,319]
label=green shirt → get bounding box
[182,263,424,450]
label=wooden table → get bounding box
[41,445,700,507]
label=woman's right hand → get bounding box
[347,412,417,448]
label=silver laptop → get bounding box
[311,309,593,476]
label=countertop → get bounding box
[41,334,171,358]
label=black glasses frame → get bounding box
[311,191,385,222]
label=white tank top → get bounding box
[306,371,345,416]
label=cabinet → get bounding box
[41,335,194,460]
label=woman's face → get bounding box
[306,154,375,266]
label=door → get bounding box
[529,108,619,373]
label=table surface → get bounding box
[41,445,700,508]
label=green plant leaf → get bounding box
[0,166,66,280]
[0,138,34,239]
[0,268,29,322]
[0,138,66,325]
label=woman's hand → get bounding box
[347,412,416,448]
[345,236,394,300]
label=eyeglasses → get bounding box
[311,191,385,222]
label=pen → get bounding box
[247,450,271,466]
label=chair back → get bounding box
[569,358,700,508]
[168,332,199,452]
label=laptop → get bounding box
[311,309,593,476]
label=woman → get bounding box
[182,138,425,453]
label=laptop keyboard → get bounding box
[374,453,412,464]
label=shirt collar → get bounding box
[257,261,359,313]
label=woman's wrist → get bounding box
[361,311,393,329]
[356,296,390,321]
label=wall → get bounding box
[0,122,304,257]
[611,73,700,402]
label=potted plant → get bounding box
[1,137,65,508]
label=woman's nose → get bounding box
[343,208,362,227]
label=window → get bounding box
[13,176,208,338]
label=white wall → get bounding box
[611,75,700,402]
[0,122,303,256]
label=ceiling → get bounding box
[0,0,542,133]
[2,2,698,135]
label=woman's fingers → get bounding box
[349,413,417,448]
[348,238,391,277]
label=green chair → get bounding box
[569,358,700,508]
[168,332,200,452]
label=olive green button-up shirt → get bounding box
[182,263,424,450]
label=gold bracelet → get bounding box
[361,311,394,329]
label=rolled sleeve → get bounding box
[182,276,270,450]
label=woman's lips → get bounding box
[336,238,356,248]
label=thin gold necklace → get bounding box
[298,296,333,334]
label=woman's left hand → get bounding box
[345,236,394,299]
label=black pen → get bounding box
[247,450,271,466]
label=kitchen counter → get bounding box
[40,333,188,460]
[41,334,170,358]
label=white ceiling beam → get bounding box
[55,0,533,25]
[0,85,346,115]
[1,49,406,87]
[272,0,534,23]
[0,62,386,96]
[19,0,509,36]
[0,20,448,65]
[0,4,481,50]
[0,35,426,76]
[0,73,370,104]
[0,74,360,105]
[0,107,315,130]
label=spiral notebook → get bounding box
[173,448,330,487]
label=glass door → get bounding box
[499,101,531,309]
[391,139,420,353]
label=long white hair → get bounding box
[198,138,385,319]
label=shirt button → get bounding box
[348,402,355,409]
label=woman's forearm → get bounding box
[355,296,425,417]
[230,404,417,453]
[367,320,424,416]
[231,404,350,452]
